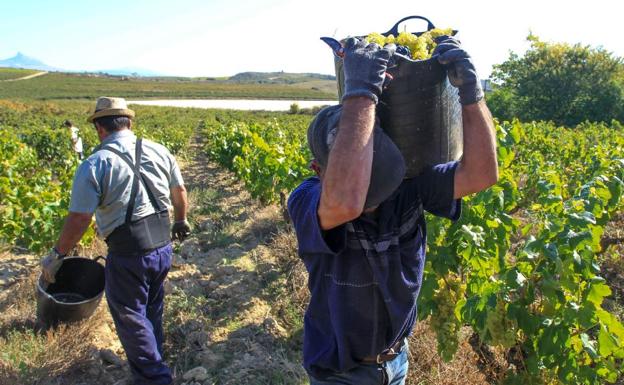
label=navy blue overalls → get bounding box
[100,139,173,385]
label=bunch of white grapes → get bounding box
[365,28,453,60]
[485,298,517,348]
[429,274,465,361]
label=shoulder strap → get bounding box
[99,139,165,223]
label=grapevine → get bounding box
[0,101,195,251]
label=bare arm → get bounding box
[170,185,188,222]
[54,212,93,255]
[454,101,499,199]
[318,97,376,230]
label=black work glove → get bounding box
[342,37,396,104]
[433,36,484,105]
[172,220,191,241]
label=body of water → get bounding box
[128,99,338,111]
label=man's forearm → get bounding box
[171,185,188,222]
[320,97,375,225]
[454,101,498,198]
[55,212,93,255]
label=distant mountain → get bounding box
[0,52,60,71]
[0,53,162,77]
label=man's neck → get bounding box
[99,127,131,143]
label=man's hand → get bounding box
[172,220,191,242]
[41,248,64,283]
[342,37,395,104]
[433,36,483,105]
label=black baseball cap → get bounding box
[307,105,406,208]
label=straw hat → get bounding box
[87,97,135,123]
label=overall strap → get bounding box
[99,139,165,224]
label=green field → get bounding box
[0,67,40,81]
[0,71,337,100]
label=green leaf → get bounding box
[598,325,618,357]
[586,281,612,306]
[568,211,596,227]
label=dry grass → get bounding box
[267,229,309,321]
[406,323,507,385]
[0,270,109,385]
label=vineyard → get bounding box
[0,72,336,100]
[0,99,623,384]
[0,100,199,252]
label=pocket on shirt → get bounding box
[324,252,377,289]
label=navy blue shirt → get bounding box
[287,161,461,378]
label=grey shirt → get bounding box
[69,130,184,238]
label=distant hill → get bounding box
[0,53,336,81]
[96,67,165,77]
[0,52,60,72]
[228,72,335,84]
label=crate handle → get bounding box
[384,15,435,36]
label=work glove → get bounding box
[433,36,484,105]
[342,37,396,104]
[41,248,65,283]
[172,220,191,242]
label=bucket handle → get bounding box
[384,16,435,36]
[94,255,106,264]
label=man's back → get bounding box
[69,129,183,239]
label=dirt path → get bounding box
[1,71,48,82]
[165,136,305,384]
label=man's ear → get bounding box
[310,159,322,177]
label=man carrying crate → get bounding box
[41,97,192,385]
[288,36,498,384]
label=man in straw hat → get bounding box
[288,36,498,384]
[41,97,191,385]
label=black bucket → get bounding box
[36,256,105,327]
[334,16,463,177]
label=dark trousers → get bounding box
[105,243,173,385]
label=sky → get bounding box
[1,0,622,78]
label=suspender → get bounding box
[99,139,166,224]
[350,203,424,352]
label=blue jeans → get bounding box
[105,244,173,385]
[309,341,409,385]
